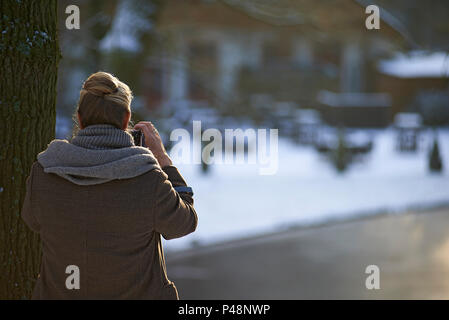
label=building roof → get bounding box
[157,0,409,44]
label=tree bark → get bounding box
[0,0,60,299]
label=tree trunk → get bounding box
[0,1,60,299]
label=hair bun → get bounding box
[82,71,119,97]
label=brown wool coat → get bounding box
[21,162,198,300]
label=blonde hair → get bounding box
[76,71,133,130]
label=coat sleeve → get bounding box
[153,166,198,240]
[21,163,40,233]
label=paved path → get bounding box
[166,208,449,299]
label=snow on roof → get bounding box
[378,51,449,78]
[394,112,423,129]
[317,90,391,108]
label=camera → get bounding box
[130,129,144,146]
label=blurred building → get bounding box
[143,0,422,128]
[377,52,449,116]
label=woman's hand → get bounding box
[134,121,173,168]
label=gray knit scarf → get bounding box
[37,124,160,185]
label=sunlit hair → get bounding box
[72,71,134,136]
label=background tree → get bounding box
[56,0,119,132]
[56,0,163,131]
[0,1,61,299]
[429,133,443,172]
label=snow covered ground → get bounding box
[164,127,449,251]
